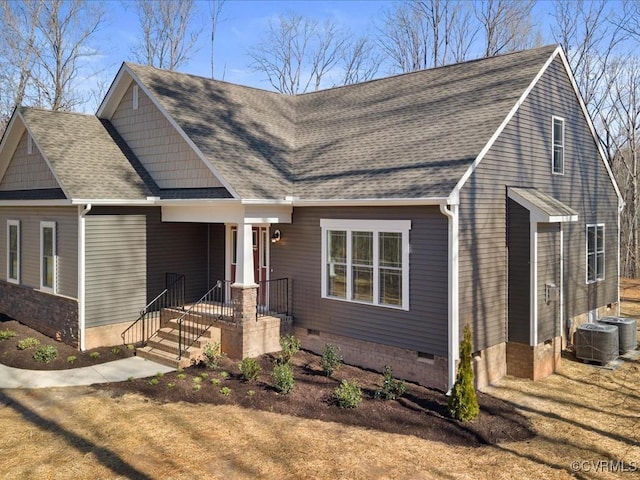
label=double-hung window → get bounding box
[7,220,20,283]
[41,221,56,292]
[586,224,604,283]
[321,219,410,310]
[552,116,564,174]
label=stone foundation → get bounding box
[0,281,78,347]
[218,315,291,359]
[231,284,258,323]
[293,326,449,391]
[506,336,561,380]
[473,342,507,390]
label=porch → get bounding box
[122,275,292,368]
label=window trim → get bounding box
[40,221,57,293]
[586,223,605,284]
[320,219,410,310]
[7,220,20,284]
[552,116,565,175]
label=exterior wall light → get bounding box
[271,229,281,243]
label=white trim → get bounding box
[320,219,411,311]
[551,116,565,175]
[559,225,564,342]
[440,204,459,394]
[586,223,605,284]
[70,199,157,206]
[530,224,538,346]
[0,200,72,207]
[78,204,92,351]
[453,47,560,196]
[40,221,57,294]
[293,197,451,207]
[6,220,20,284]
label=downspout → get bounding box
[440,202,459,394]
[78,203,92,351]
[618,198,624,314]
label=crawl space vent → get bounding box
[599,317,638,353]
[575,323,619,364]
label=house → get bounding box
[0,45,622,391]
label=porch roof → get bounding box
[508,187,579,223]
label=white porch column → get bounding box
[234,222,257,287]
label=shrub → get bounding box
[201,342,225,369]
[17,337,39,350]
[0,329,17,340]
[333,380,363,408]
[193,383,202,392]
[111,347,121,355]
[89,351,100,359]
[239,357,262,381]
[176,372,187,380]
[33,345,58,363]
[220,386,231,396]
[210,378,220,386]
[271,362,295,394]
[447,324,480,422]
[320,343,343,377]
[376,365,407,400]
[278,334,301,364]
[148,378,159,386]
[219,371,229,379]
[67,355,77,364]
[247,390,256,397]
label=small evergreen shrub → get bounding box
[89,351,100,359]
[67,355,77,364]
[320,343,343,377]
[278,334,301,364]
[220,386,231,396]
[111,347,121,355]
[376,365,407,400]
[447,324,480,422]
[219,371,229,379]
[239,357,262,381]
[0,329,17,340]
[176,372,187,380]
[17,337,39,350]
[193,383,202,392]
[201,342,225,369]
[272,361,295,394]
[148,377,159,386]
[210,378,220,385]
[33,345,58,363]
[333,380,363,408]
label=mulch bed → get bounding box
[1,317,535,446]
[0,318,134,370]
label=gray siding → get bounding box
[272,206,449,356]
[85,207,224,327]
[109,82,223,189]
[0,132,59,191]
[0,206,77,297]
[507,199,530,343]
[85,215,147,327]
[459,56,618,351]
[537,223,560,342]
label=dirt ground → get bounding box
[0,298,638,478]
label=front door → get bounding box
[230,226,269,304]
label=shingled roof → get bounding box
[127,44,558,200]
[20,108,157,200]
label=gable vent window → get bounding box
[552,116,564,174]
[133,85,139,110]
[586,224,604,283]
[27,134,33,155]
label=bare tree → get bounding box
[378,2,429,73]
[340,36,381,85]
[209,0,225,79]
[474,0,537,57]
[132,0,200,70]
[248,15,348,94]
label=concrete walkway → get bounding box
[0,357,175,389]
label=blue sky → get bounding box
[86,0,625,109]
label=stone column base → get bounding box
[231,284,258,323]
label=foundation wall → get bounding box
[506,336,562,380]
[84,320,134,350]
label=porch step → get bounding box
[136,346,192,369]
[156,326,213,348]
[146,336,201,358]
[161,308,228,328]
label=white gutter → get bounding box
[78,203,92,351]
[440,202,459,394]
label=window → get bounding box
[133,85,139,110]
[552,116,564,174]
[40,221,56,292]
[321,219,410,310]
[586,224,604,283]
[7,220,20,283]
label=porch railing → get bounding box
[176,280,232,359]
[257,278,289,319]
[121,273,185,346]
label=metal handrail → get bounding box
[176,280,232,359]
[256,278,289,319]
[121,273,185,346]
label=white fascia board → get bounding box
[161,201,293,224]
[291,197,450,207]
[452,47,560,197]
[0,200,72,207]
[96,64,132,118]
[244,203,292,224]
[70,199,157,206]
[555,48,624,205]
[121,65,240,199]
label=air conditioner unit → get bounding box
[599,317,638,353]
[575,323,619,364]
